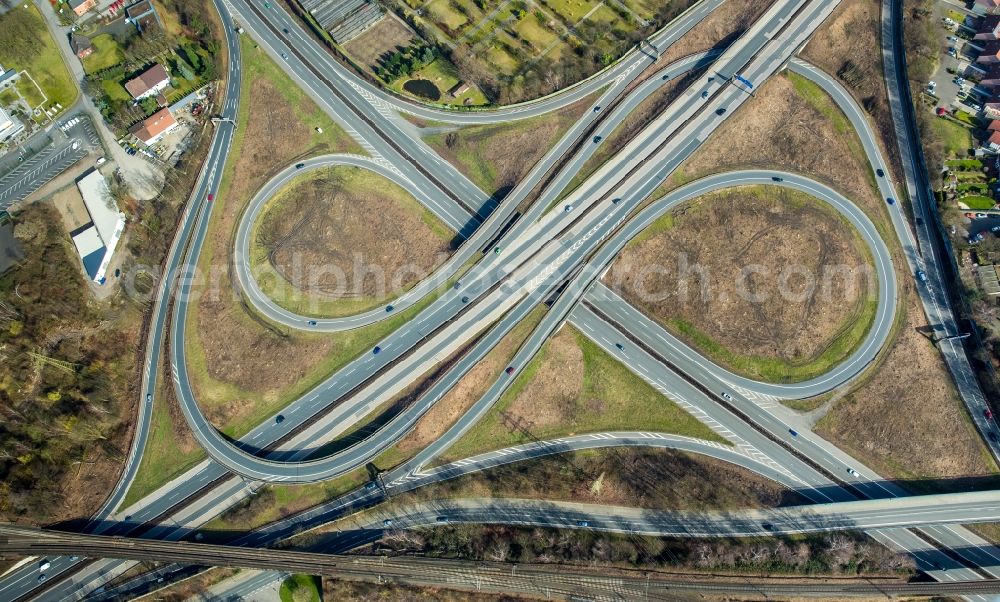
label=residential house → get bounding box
[979,40,1000,65]
[124,0,162,33]
[124,63,170,100]
[67,0,97,16]
[448,81,470,98]
[976,0,1000,16]
[978,64,1000,89]
[71,34,93,59]
[128,107,177,145]
[977,15,1000,41]
[988,129,1000,152]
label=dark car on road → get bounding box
[295,163,305,169]
[876,168,885,177]
[373,346,381,355]
[275,415,284,424]
[593,135,602,143]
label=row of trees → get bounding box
[0,207,130,520]
[375,41,439,83]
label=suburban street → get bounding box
[7,0,1000,599]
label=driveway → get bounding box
[33,0,164,200]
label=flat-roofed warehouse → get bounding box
[301,0,384,43]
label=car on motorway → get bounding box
[283,28,289,34]
[38,574,47,583]
[373,346,382,355]
[761,522,773,531]
[788,428,798,437]
[985,408,994,420]
[493,246,501,254]
[505,366,515,375]
[436,516,449,522]
[771,176,782,182]
[721,392,733,401]
[576,520,589,527]
[916,270,928,283]
[281,52,288,60]
[365,481,378,490]
[307,320,317,326]
[461,296,469,303]
[383,519,393,527]
[295,163,305,169]
[876,168,885,177]
[594,106,601,112]
[612,198,621,204]
[275,414,284,424]
[615,343,624,350]
[593,135,602,143]
[146,393,152,404]
[847,467,860,478]
[386,304,394,312]
[564,204,573,212]
[886,197,895,205]
[715,108,726,116]
[207,194,214,202]
[39,560,50,572]
[701,90,709,99]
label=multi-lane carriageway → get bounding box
[6,0,1000,599]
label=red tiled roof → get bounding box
[128,107,176,143]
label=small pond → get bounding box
[403,79,441,101]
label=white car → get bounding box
[721,392,733,401]
[847,468,861,478]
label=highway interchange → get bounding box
[5,0,1000,599]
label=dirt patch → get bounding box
[800,0,903,185]
[505,329,585,429]
[190,54,358,401]
[607,186,873,376]
[425,92,594,198]
[49,185,89,233]
[257,167,450,302]
[343,14,417,72]
[410,448,807,512]
[816,288,997,486]
[669,73,885,226]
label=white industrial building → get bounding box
[0,105,24,143]
[71,170,126,283]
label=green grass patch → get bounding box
[390,57,488,107]
[439,326,727,462]
[960,195,996,210]
[81,34,124,74]
[121,383,207,508]
[0,4,77,111]
[548,0,602,22]
[102,78,131,102]
[279,574,320,602]
[946,159,983,171]
[14,76,45,108]
[953,110,979,127]
[930,116,973,157]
